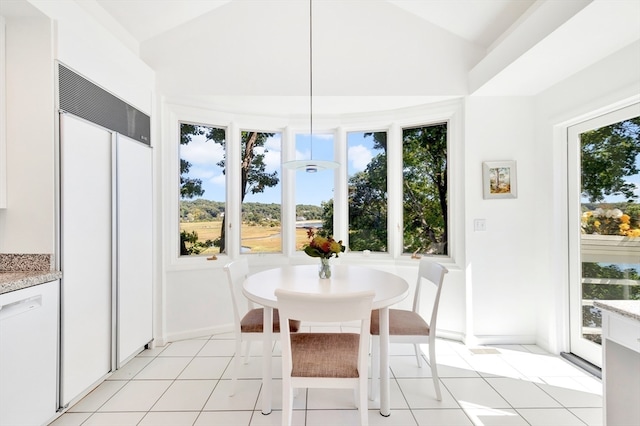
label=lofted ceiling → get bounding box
[95,0,534,50]
[90,0,542,113]
[4,0,637,114]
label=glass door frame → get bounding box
[567,102,640,367]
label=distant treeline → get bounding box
[180,198,324,223]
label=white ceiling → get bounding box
[87,0,639,114]
[7,0,635,114]
[95,0,534,50]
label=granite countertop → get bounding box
[0,254,63,295]
[594,299,640,322]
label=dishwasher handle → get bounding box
[0,295,42,321]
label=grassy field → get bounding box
[180,221,311,253]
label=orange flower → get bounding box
[303,228,346,259]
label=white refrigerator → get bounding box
[59,112,152,407]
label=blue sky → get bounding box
[180,131,380,206]
[181,129,639,206]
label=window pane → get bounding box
[581,262,640,345]
[402,123,448,255]
[347,131,387,252]
[295,133,335,250]
[179,123,226,256]
[579,116,640,345]
[240,131,282,253]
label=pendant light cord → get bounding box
[309,0,313,160]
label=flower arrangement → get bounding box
[581,207,640,237]
[303,228,345,259]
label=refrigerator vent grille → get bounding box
[58,64,150,145]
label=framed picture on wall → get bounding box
[483,161,517,199]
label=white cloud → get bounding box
[348,144,372,172]
[295,148,310,160]
[181,135,225,165]
[261,135,282,171]
[209,173,226,186]
[188,166,215,181]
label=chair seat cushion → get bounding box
[290,333,360,378]
[370,309,430,336]
[241,308,301,333]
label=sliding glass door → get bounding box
[568,103,640,366]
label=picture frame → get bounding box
[483,161,517,199]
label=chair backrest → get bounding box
[412,258,448,331]
[224,258,253,330]
[276,289,375,325]
[276,288,375,377]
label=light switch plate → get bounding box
[474,219,486,232]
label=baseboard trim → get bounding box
[165,324,234,343]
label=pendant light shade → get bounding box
[283,0,339,172]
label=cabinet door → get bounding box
[60,113,113,406]
[0,281,59,426]
[116,134,153,364]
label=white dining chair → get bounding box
[276,288,375,426]
[370,258,448,401]
[224,259,301,396]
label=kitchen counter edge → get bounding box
[594,300,640,322]
[0,271,63,295]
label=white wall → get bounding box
[29,0,153,115]
[463,96,539,345]
[0,1,154,253]
[534,40,640,354]
[0,8,55,253]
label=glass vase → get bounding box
[318,257,332,279]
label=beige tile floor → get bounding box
[50,329,603,426]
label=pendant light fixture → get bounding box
[283,0,339,173]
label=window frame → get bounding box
[165,100,463,270]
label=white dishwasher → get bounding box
[0,280,59,426]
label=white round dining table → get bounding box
[243,264,409,417]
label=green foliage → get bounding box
[179,126,280,254]
[180,199,324,224]
[180,199,225,222]
[321,200,333,232]
[347,132,388,252]
[581,118,640,202]
[295,204,324,220]
[401,124,448,254]
[179,124,221,199]
[348,169,388,251]
[581,262,640,343]
[180,230,215,255]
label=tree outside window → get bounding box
[580,116,640,344]
[240,131,281,254]
[179,123,225,256]
[179,124,280,256]
[347,131,387,252]
[402,123,448,255]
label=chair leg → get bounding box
[428,342,442,401]
[230,338,242,396]
[369,335,379,401]
[282,379,293,426]
[414,343,423,368]
[244,340,252,364]
[359,376,369,426]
